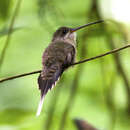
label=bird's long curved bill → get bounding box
[71,20,104,32]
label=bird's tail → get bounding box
[36,65,63,116]
[36,94,45,116]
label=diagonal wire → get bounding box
[0,44,129,83]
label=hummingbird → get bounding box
[36,20,103,116]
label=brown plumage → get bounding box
[38,41,75,95]
[36,20,103,116]
[37,27,76,116]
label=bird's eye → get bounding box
[62,29,68,35]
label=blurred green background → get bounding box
[0,0,130,130]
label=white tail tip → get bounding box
[36,95,45,116]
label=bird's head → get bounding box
[52,27,77,47]
[52,20,104,47]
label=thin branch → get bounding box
[0,44,130,83]
[71,44,130,66]
[0,70,41,83]
[0,0,22,71]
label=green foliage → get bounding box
[0,0,12,21]
[0,0,130,130]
